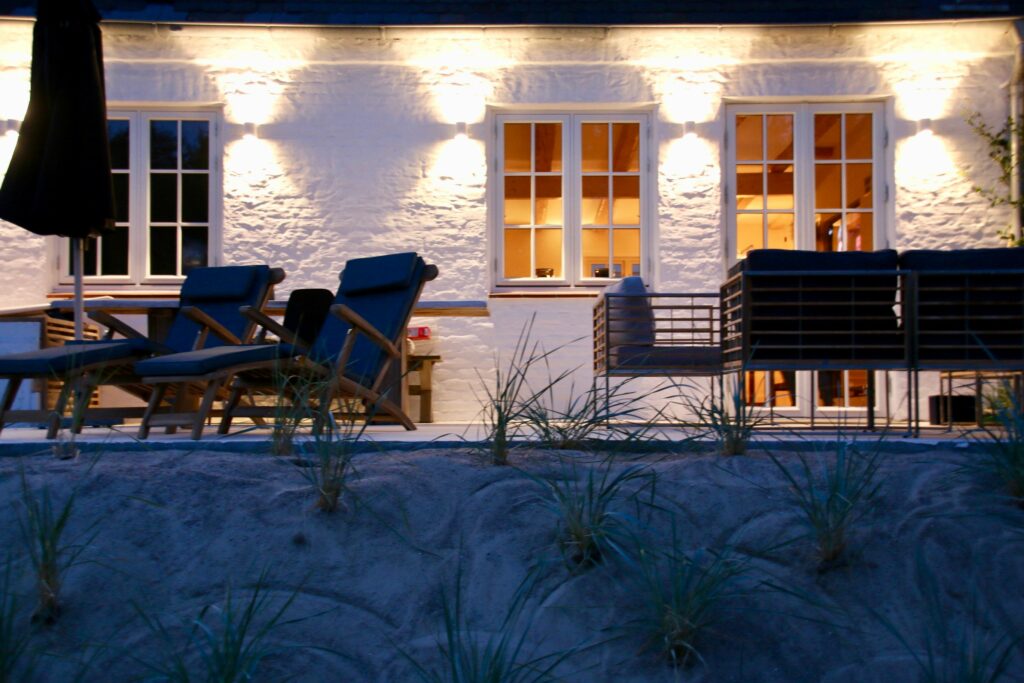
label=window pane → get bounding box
[736,214,763,258]
[181,121,209,170]
[581,176,608,225]
[150,174,178,222]
[150,226,177,275]
[846,163,872,209]
[846,113,872,159]
[582,228,609,278]
[181,227,208,273]
[814,114,841,160]
[611,123,639,172]
[772,371,797,407]
[182,174,209,223]
[504,229,531,278]
[150,120,178,170]
[612,176,640,225]
[503,176,530,225]
[766,115,793,160]
[613,228,641,278]
[818,371,845,407]
[736,164,763,210]
[581,123,608,172]
[814,164,841,209]
[112,173,129,223]
[766,213,794,250]
[101,226,129,275]
[815,213,842,252]
[108,120,130,170]
[744,371,767,406]
[766,164,793,210]
[847,213,873,252]
[534,176,562,226]
[848,369,870,408]
[534,123,561,173]
[69,238,98,276]
[735,115,762,161]
[535,228,562,278]
[504,123,531,172]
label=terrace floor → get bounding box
[0,421,988,456]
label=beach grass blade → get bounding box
[767,440,882,568]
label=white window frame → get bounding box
[53,105,223,289]
[724,101,888,267]
[725,100,891,414]
[490,109,653,289]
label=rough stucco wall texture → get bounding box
[0,20,1017,420]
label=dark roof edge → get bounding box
[0,15,1021,30]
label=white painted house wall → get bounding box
[0,19,1017,421]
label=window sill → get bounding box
[489,291,600,299]
[47,289,181,299]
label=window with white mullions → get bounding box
[580,122,642,279]
[70,118,131,277]
[60,109,219,286]
[502,121,564,279]
[495,112,648,287]
[148,119,210,277]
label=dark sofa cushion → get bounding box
[735,249,902,364]
[901,248,1024,365]
[601,277,655,348]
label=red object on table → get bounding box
[408,326,431,340]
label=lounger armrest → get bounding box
[331,304,400,358]
[88,310,147,341]
[240,306,310,353]
[180,306,242,346]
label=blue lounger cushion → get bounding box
[312,253,426,384]
[0,338,154,376]
[135,343,297,377]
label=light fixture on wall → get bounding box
[242,122,258,140]
[1,119,20,137]
[916,118,932,136]
[454,121,468,140]
[682,120,696,137]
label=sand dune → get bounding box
[1,444,1021,681]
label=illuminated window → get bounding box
[60,109,220,285]
[496,114,647,286]
[728,102,886,410]
[727,103,884,262]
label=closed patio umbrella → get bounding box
[0,0,114,339]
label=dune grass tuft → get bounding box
[0,560,33,681]
[767,441,881,568]
[529,455,657,571]
[133,569,302,682]
[968,387,1024,506]
[631,539,752,668]
[686,378,763,456]
[523,373,663,451]
[16,469,96,625]
[400,567,576,683]
[475,317,573,466]
[875,556,1021,683]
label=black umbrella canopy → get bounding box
[0,0,113,238]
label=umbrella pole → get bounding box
[73,238,84,340]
